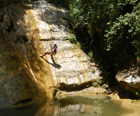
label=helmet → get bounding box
[54,43,57,47]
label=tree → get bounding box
[68,0,140,85]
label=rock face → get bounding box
[0,0,106,108]
[0,4,54,108]
[33,0,104,94]
[0,5,36,108]
[116,67,140,93]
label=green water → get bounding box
[0,95,130,116]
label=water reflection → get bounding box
[54,95,126,116]
[0,95,129,116]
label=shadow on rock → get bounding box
[42,57,61,69]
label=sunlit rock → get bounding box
[0,0,106,108]
[31,0,104,95]
[116,67,140,94]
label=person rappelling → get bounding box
[40,43,57,59]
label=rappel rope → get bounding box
[38,1,59,115]
[37,1,86,115]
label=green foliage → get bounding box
[18,0,23,4]
[88,50,93,58]
[69,0,122,29]
[69,0,140,57]
[47,0,70,9]
[76,41,81,48]
[92,69,95,74]
[69,0,140,86]
[16,36,20,41]
[67,33,77,43]
[92,80,102,87]
[104,1,140,58]
[135,91,139,95]
[135,91,140,99]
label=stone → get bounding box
[116,67,140,93]
[0,0,104,108]
[30,0,104,96]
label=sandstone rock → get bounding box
[0,5,48,108]
[0,1,104,108]
[32,0,103,96]
[116,67,140,93]
[57,87,108,96]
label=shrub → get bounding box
[88,50,93,58]
[67,33,77,43]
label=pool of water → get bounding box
[0,95,130,116]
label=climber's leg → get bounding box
[43,52,50,56]
[40,52,50,58]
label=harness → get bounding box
[50,52,56,55]
[50,46,57,55]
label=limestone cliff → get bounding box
[0,4,54,108]
[0,1,106,108]
[33,0,105,95]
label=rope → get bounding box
[38,0,59,115]
[54,58,59,116]
[39,0,52,44]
